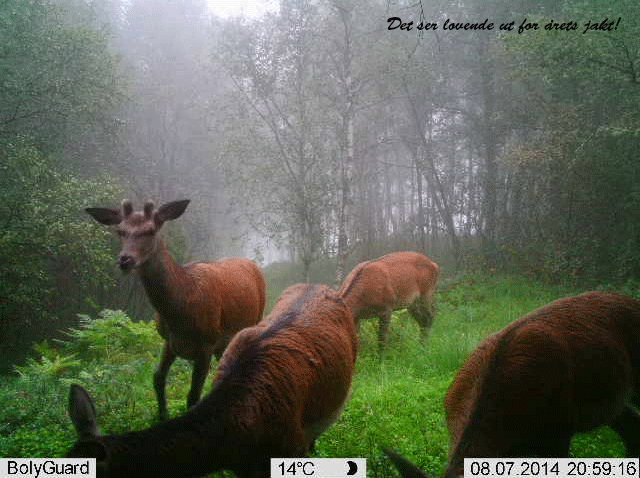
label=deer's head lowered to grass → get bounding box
[67,283,358,478]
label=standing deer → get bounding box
[86,199,266,420]
[66,283,358,478]
[384,291,640,478]
[338,251,439,350]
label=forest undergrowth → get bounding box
[0,273,633,477]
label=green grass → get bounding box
[0,273,628,477]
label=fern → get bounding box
[14,352,81,378]
[60,309,160,362]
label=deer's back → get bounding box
[213,284,357,453]
[374,252,439,302]
[340,252,438,315]
[445,291,640,459]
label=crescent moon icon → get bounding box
[346,460,358,476]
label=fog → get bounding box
[1,0,639,369]
[207,0,277,18]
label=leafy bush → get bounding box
[13,310,160,378]
[14,352,81,379]
[62,310,161,363]
[0,138,125,372]
[3,310,164,458]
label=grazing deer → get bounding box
[86,199,266,420]
[384,291,640,478]
[66,283,358,478]
[338,251,439,350]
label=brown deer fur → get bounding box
[85,199,266,420]
[385,291,640,478]
[339,251,439,350]
[66,284,358,478]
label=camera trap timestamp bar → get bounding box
[464,458,639,478]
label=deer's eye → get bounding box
[116,230,127,238]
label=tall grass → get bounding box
[0,273,627,476]
[315,273,625,476]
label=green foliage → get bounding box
[12,340,69,380]
[0,377,71,458]
[315,273,622,476]
[14,352,81,379]
[0,275,627,471]
[0,0,125,152]
[0,137,124,371]
[12,309,160,380]
[2,309,164,457]
[495,1,640,284]
[0,0,127,371]
[62,310,161,363]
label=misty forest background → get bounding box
[1,0,639,373]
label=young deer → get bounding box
[339,251,439,350]
[385,291,640,478]
[86,199,266,420]
[66,283,358,478]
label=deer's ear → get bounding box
[121,199,134,218]
[143,201,155,219]
[86,207,121,226]
[69,384,100,438]
[154,199,190,226]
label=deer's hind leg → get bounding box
[408,298,435,338]
[377,311,392,353]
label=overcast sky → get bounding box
[207,0,276,18]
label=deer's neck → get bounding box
[338,286,365,318]
[138,243,192,319]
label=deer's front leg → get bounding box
[153,342,176,421]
